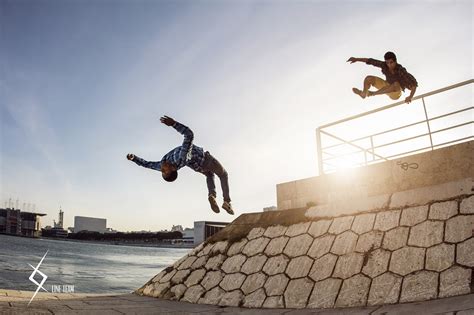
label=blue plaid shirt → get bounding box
[132,121,206,173]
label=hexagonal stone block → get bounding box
[285,222,311,237]
[159,269,177,284]
[178,256,197,270]
[218,290,243,306]
[283,234,313,257]
[181,285,205,303]
[400,271,438,302]
[200,271,223,290]
[309,253,337,281]
[374,210,400,231]
[219,273,246,291]
[368,272,402,306]
[198,286,224,305]
[284,278,314,308]
[439,266,472,298]
[308,219,332,237]
[265,273,289,296]
[263,255,289,275]
[286,256,314,279]
[227,238,248,256]
[211,241,229,254]
[389,247,425,276]
[308,234,335,258]
[333,252,364,279]
[362,249,390,278]
[307,278,342,308]
[328,216,354,234]
[171,269,191,284]
[335,274,371,307]
[247,227,265,240]
[221,254,246,274]
[241,254,267,275]
[152,269,167,283]
[408,221,444,247]
[242,237,270,257]
[174,254,190,268]
[191,256,207,269]
[243,288,266,308]
[426,243,455,272]
[241,272,267,295]
[429,200,458,220]
[331,231,358,255]
[460,195,474,214]
[457,237,474,267]
[356,231,383,252]
[264,225,287,238]
[383,227,409,251]
[205,254,226,271]
[263,296,284,308]
[400,205,428,226]
[184,269,206,287]
[264,236,289,256]
[445,215,474,243]
[198,243,214,257]
[169,284,187,300]
[151,282,170,298]
[351,213,376,235]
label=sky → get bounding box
[1,0,472,232]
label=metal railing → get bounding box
[316,79,473,175]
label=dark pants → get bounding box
[201,151,231,203]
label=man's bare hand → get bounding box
[405,96,413,104]
[127,153,135,161]
[160,115,176,126]
[347,57,357,64]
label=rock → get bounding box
[171,269,191,284]
[198,286,224,305]
[243,288,266,308]
[264,225,288,238]
[247,227,265,240]
[264,273,289,296]
[219,273,246,291]
[382,227,409,251]
[205,254,226,271]
[241,254,267,275]
[460,195,474,214]
[211,241,229,254]
[284,278,314,308]
[184,269,206,287]
[333,252,364,279]
[374,210,400,231]
[308,234,335,258]
[429,200,458,220]
[283,234,314,257]
[181,285,205,303]
[177,256,197,270]
[308,219,332,237]
[307,278,342,308]
[263,296,284,308]
[227,238,248,256]
[426,243,455,272]
[242,237,271,257]
[362,249,390,278]
[285,222,311,237]
[159,269,177,284]
[356,231,383,252]
[368,272,402,306]
[400,205,428,226]
[335,274,371,307]
[191,256,207,269]
[439,266,472,298]
[328,216,354,234]
[309,253,338,281]
[286,256,314,279]
[389,247,425,276]
[264,236,289,256]
[351,213,376,235]
[169,284,187,300]
[241,272,267,295]
[218,290,244,307]
[408,221,444,247]
[263,255,290,275]
[331,231,358,255]
[200,270,223,291]
[457,237,474,267]
[400,271,438,302]
[221,254,246,274]
[445,215,474,243]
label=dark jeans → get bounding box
[201,151,231,203]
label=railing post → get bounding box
[316,128,324,176]
[422,97,434,150]
[370,136,375,161]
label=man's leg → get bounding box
[202,152,233,214]
[205,171,220,213]
[353,75,378,99]
[368,80,401,98]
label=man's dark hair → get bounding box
[384,51,397,62]
[163,171,178,182]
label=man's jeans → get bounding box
[201,151,231,203]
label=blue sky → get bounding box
[1,0,472,231]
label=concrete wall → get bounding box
[74,216,106,233]
[277,141,473,210]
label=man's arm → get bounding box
[347,57,384,67]
[400,68,418,103]
[347,57,369,64]
[127,154,162,171]
[160,115,194,162]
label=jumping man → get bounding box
[127,115,234,215]
[347,51,418,103]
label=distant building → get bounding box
[193,221,229,245]
[43,208,67,238]
[74,216,106,233]
[0,208,46,237]
[171,225,184,232]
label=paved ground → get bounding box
[1,290,473,314]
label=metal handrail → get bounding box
[316,79,474,174]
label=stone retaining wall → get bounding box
[136,186,474,309]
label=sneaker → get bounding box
[208,195,220,213]
[222,201,234,215]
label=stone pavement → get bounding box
[1,289,474,314]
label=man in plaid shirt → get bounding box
[347,51,418,103]
[126,115,234,215]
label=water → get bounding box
[0,234,190,293]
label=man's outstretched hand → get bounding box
[160,115,176,126]
[127,153,135,161]
[347,57,357,64]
